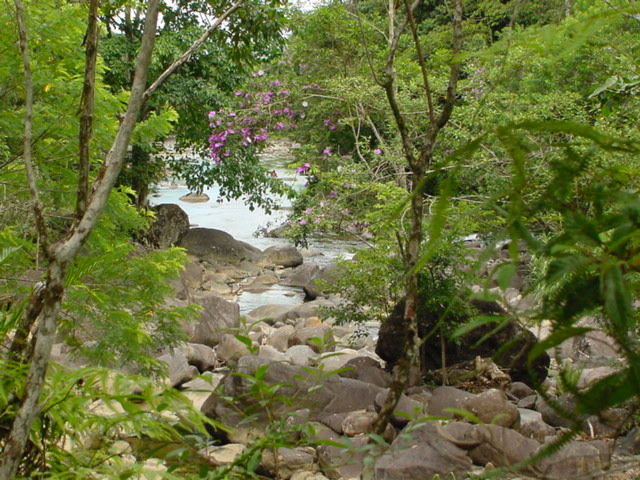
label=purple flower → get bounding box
[208,111,216,118]
[323,119,331,126]
[374,148,382,155]
[305,208,313,214]
[299,219,308,225]
[328,191,337,199]
[229,112,236,117]
[323,148,331,155]
[235,91,243,96]
[329,124,337,131]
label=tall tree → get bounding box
[0,0,288,476]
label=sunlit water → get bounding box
[149,154,361,314]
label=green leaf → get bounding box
[452,315,502,339]
[528,327,592,364]
[602,263,633,331]
[496,262,517,291]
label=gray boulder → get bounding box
[182,292,240,347]
[374,421,472,480]
[258,245,304,268]
[145,203,190,248]
[469,424,540,468]
[156,349,197,388]
[459,388,520,428]
[280,263,320,287]
[427,386,476,418]
[178,228,261,265]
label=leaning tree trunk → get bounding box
[0,1,160,477]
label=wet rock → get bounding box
[180,192,210,203]
[280,263,320,287]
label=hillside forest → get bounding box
[1,0,640,479]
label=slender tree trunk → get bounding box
[370,0,463,438]
[0,2,160,478]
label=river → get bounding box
[149,151,361,314]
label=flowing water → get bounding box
[149,153,361,314]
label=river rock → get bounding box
[177,342,217,372]
[459,388,520,428]
[469,424,540,468]
[289,324,335,353]
[258,245,304,268]
[182,292,240,347]
[427,386,476,418]
[339,356,392,388]
[280,263,320,287]
[247,304,297,324]
[267,324,296,351]
[286,345,318,366]
[516,408,557,442]
[178,228,261,265]
[374,390,424,427]
[216,334,252,365]
[156,349,196,388]
[303,263,339,300]
[261,446,317,480]
[534,439,610,479]
[144,203,190,248]
[373,421,472,480]
[179,192,210,203]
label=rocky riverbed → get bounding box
[53,203,640,479]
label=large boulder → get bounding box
[373,421,472,480]
[144,203,190,248]
[376,297,550,386]
[182,292,241,347]
[178,228,261,265]
[258,245,304,268]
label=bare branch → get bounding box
[76,0,100,219]
[12,0,49,256]
[143,0,245,101]
[403,0,434,123]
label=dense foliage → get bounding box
[1,0,640,477]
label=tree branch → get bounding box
[75,0,100,219]
[403,0,434,123]
[0,2,161,477]
[142,0,245,101]
[12,0,48,255]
